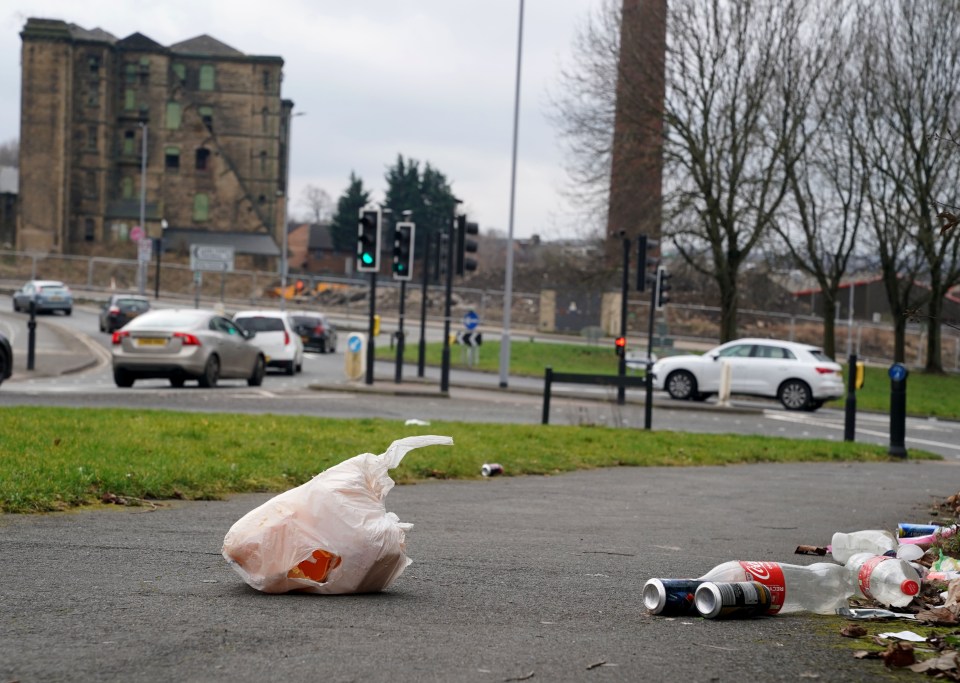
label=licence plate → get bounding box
[50,296,62,301]
[300,336,308,343]
[137,337,166,346]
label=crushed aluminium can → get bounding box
[695,581,774,619]
[642,578,704,616]
[481,463,504,477]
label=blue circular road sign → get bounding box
[463,310,480,331]
[888,363,907,382]
[348,334,363,353]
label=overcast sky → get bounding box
[1,0,602,240]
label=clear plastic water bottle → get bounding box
[830,530,898,563]
[692,560,854,614]
[845,553,920,607]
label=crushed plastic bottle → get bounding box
[846,552,921,607]
[831,530,899,563]
[654,561,854,615]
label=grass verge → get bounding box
[0,406,937,514]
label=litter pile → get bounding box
[644,488,960,676]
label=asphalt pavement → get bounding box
[2,315,956,682]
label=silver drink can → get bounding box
[642,578,704,616]
[695,581,773,619]
[481,463,503,477]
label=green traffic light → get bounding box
[361,253,374,265]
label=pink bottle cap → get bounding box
[901,579,920,596]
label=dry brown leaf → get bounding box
[940,211,960,236]
[840,624,868,638]
[880,641,916,668]
[853,650,880,660]
[909,651,960,674]
[916,605,960,626]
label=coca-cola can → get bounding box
[481,463,503,477]
[695,581,773,619]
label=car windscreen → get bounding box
[38,287,69,297]
[126,311,208,329]
[235,317,285,333]
[292,316,320,327]
[116,298,149,311]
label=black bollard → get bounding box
[27,299,37,371]
[888,362,908,458]
[843,354,857,442]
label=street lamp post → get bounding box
[279,110,305,312]
[154,218,167,299]
[138,121,148,295]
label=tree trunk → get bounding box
[893,315,906,364]
[821,298,837,359]
[718,271,738,342]
[925,297,944,373]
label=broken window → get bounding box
[165,147,180,171]
[195,148,210,171]
[199,106,213,132]
[172,62,186,85]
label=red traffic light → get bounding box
[615,336,626,356]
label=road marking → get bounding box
[763,411,960,453]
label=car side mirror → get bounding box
[711,355,719,362]
[242,329,256,340]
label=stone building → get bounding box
[18,18,291,265]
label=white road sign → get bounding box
[190,244,235,272]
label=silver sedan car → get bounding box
[110,309,266,388]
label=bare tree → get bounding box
[663,0,816,342]
[297,184,332,225]
[0,138,18,167]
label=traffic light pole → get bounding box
[418,233,433,378]
[366,272,376,385]
[617,235,629,405]
[395,280,406,384]
[440,218,455,393]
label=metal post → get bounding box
[366,272,377,385]
[27,300,36,371]
[153,237,162,299]
[542,367,552,425]
[843,354,857,442]
[889,364,908,458]
[499,0,525,390]
[395,280,406,383]
[644,360,653,430]
[618,235,629,405]
[441,218,455,393]
[138,122,148,295]
[417,233,433,378]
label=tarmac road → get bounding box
[2,458,956,682]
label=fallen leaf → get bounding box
[880,642,916,668]
[939,211,960,236]
[909,651,960,673]
[840,625,868,638]
[853,650,880,660]
[915,605,960,626]
[585,661,606,670]
[795,545,828,556]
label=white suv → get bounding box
[232,310,304,375]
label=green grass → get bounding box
[0,406,936,514]
[378,340,960,419]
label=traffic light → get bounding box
[637,234,659,292]
[655,265,672,309]
[392,221,415,280]
[455,214,479,276]
[615,336,627,357]
[357,206,381,272]
[435,232,450,283]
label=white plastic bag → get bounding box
[221,435,453,594]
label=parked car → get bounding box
[0,331,12,387]
[12,280,73,315]
[110,308,266,388]
[99,294,151,333]
[650,338,844,411]
[232,310,304,375]
[291,312,338,353]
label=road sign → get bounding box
[888,363,908,382]
[456,331,483,347]
[137,238,153,263]
[345,333,366,380]
[190,244,235,272]
[462,310,480,331]
[130,225,144,242]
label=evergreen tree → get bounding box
[330,172,370,252]
[383,154,458,265]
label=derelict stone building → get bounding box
[18,18,290,261]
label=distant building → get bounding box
[18,18,292,264]
[0,166,17,248]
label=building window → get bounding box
[262,107,269,133]
[124,89,136,111]
[88,55,100,73]
[122,177,133,199]
[199,64,215,91]
[259,150,267,173]
[87,87,99,108]
[199,106,213,132]
[262,70,271,91]
[172,62,186,85]
[193,193,209,222]
[87,126,97,149]
[195,148,210,171]
[84,218,95,242]
[125,63,138,83]
[165,102,181,130]
[165,147,180,171]
[123,130,136,156]
[84,171,97,198]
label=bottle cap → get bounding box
[901,579,920,596]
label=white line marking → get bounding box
[763,411,960,452]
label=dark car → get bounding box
[12,280,73,315]
[291,313,338,353]
[0,331,12,387]
[99,294,151,333]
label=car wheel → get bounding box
[319,340,327,354]
[198,355,220,388]
[0,351,7,386]
[169,376,186,388]
[65,308,72,316]
[779,379,812,411]
[285,360,296,376]
[113,368,135,388]
[665,370,697,400]
[247,355,266,387]
[692,392,711,402]
[12,300,18,312]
